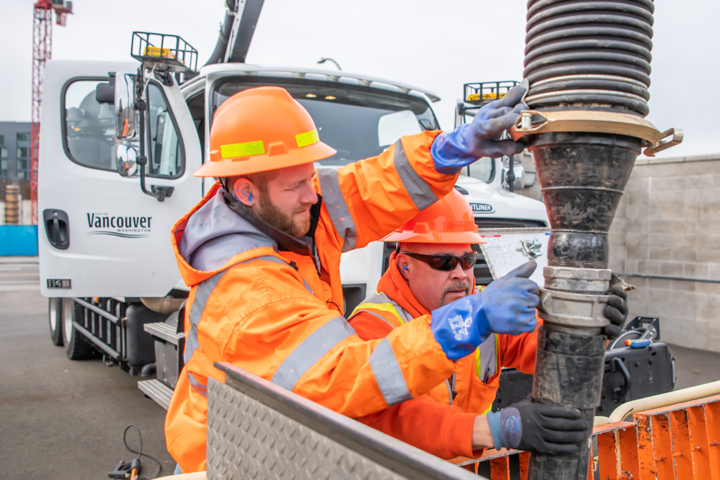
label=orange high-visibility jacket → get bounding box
[165,132,466,472]
[349,251,540,460]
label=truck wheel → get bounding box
[62,298,94,360]
[48,298,64,346]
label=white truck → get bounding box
[38,4,548,408]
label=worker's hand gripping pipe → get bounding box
[510,1,683,479]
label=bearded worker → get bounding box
[166,85,543,473]
[349,190,629,461]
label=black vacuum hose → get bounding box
[524,0,655,116]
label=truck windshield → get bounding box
[212,77,439,166]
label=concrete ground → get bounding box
[671,343,720,390]
[2,260,720,478]
[0,256,39,292]
[0,287,176,479]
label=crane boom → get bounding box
[31,0,71,225]
[31,1,54,225]
[205,0,265,67]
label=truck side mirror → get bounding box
[96,83,115,104]
[115,144,139,177]
[115,72,138,140]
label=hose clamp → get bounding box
[509,109,683,157]
[538,288,611,328]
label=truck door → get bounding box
[39,60,202,297]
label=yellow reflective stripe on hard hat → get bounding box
[296,129,319,148]
[351,302,406,325]
[220,140,265,159]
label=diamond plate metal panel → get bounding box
[207,378,405,480]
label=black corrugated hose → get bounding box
[524,0,655,116]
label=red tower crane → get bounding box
[30,1,72,225]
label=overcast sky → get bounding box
[1,0,717,158]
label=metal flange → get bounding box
[537,288,611,328]
[509,109,683,157]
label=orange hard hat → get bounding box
[382,190,485,244]
[194,86,337,177]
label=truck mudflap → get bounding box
[454,388,720,480]
[208,362,483,480]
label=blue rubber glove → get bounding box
[431,85,527,174]
[430,261,539,360]
[480,260,540,334]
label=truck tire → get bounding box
[48,298,64,346]
[62,298,94,360]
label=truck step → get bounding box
[138,378,174,410]
[144,321,184,345]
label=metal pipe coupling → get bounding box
[510,109,683,158]
[538,266,612,328]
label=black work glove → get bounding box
[604,283,629,340]
[487,396,588,455]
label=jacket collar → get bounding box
[223,189,323,272]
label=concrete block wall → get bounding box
[515,152,720,352]
[609,154,720,352]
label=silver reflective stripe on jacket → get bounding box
[352,293,460,405]
[477,334,498,381]
[184,269,231,366]
[187,372,207,397]
[392,139,439,210]
[184,255,314,393]
[369,337,413,406]
[317,167,358,253]
[444,379,453,406]
[271,316,357,391]
[354,292,414,324]
[356,309,396,330]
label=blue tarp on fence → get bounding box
[0,225,38,256]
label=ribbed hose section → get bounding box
[524,0,655,116]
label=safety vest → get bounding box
[350,291,499,409]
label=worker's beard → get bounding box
[256,195,313,238]
[440,281,472,306]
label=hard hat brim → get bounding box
[193,141,337,178]
[381,230,486,244]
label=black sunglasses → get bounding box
[400,252,478,271]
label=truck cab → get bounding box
[38,35,548,406]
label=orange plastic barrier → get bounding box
[451,393,720,480]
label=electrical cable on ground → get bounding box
[107,425,162,480]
